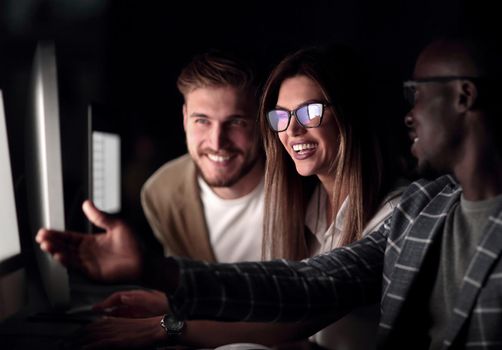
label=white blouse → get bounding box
[306,184,404,350]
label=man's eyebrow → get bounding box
[189,113,209,118]
[189,113,253,120]
[226,114,251,119]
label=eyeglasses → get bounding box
[266,102,329,132]
[403,76,481,106]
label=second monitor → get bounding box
[87,104,122,216]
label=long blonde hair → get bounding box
[260,45,392,260]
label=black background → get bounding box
[0,0,498,244]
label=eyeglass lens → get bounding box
[402,81,418,106]
[267,103,323,131]
[403,85,416,106]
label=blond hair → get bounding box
[177,50,258,101]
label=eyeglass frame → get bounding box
[266,102,331,132]
[402,76,483,106]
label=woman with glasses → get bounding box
[257,44,404,349]
[262,45,398,260]
[74,45,405,350]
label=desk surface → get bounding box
[0,273,145,350]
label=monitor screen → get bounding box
[0,90,26,321]
[85,104,122,236]
[88,104,121,215]
[91,130,121,214]
[25,41,70,310]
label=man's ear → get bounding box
[458,80,478,111]
[182,104,188,131]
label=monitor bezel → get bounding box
[25,41,70,310]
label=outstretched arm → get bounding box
[36,200,143,282]
[166,228,388,323]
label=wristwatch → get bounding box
[160,312,185,339]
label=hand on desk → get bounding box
[74,316,166,349]
[93,289,170,318]
[36,199,143,283]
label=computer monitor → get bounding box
[25,41,70,310]
[87,104,121,215]
[0,91,27,322]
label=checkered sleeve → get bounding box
[167,226,387,323]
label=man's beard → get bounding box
[196,154,260,188]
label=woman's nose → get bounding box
[286,115,306,136]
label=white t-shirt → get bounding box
[306,185,403,350]
[198,176,265,263]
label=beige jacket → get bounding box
[141,154,217,262]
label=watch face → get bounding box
[166,317,184,332]
[162,314,185,334]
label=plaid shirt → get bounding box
[169,175,502,349]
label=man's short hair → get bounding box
[176,50,258,100]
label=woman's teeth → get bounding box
[292,143,316,153]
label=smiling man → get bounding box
[141,51,265,263]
